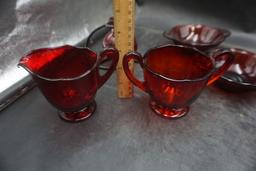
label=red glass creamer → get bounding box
[18,45,118,122]
[123,44,233,119]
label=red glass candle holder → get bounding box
[103,17,138,50]
[123,44,233,119]
[163,24,231,51]
[18,45,118,122]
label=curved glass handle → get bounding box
[97,48,119,88]
[123,52,147,92]
[207,48,234,85]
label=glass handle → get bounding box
[123,51,147,92]
[207,48,234,85]
[97,48,119,88]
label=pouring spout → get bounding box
[18,45,72,77]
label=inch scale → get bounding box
[113,0,135,98]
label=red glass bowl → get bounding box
[163,24,231,50]
[216,48,256,91]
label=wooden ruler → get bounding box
[113,0,135,98]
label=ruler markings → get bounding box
[113,0,135,98]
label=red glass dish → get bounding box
[18,45,118,122]
[123,44,233,119]
[163,24,231,51]
[216,48,256,91]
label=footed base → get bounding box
[149,100,189,119]
[58,101,96,122]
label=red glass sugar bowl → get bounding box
[163,24,231,51]
[18,45,118,122]
[123,44,233,119]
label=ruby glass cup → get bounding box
[123,44,233,119]
[18,45,118,122]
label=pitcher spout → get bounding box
[18,45,74,80]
